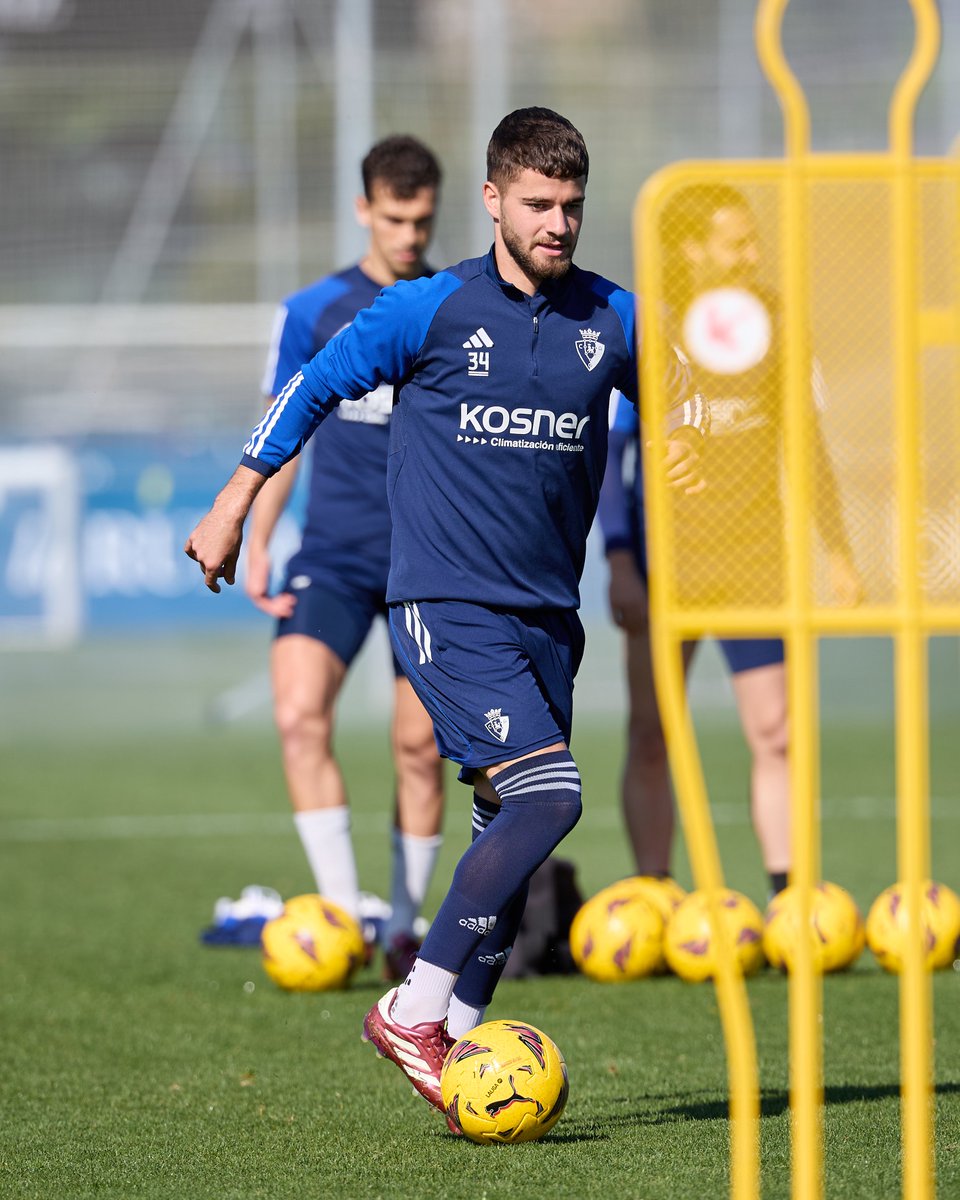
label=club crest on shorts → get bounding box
[484,707,510,742]
[575,327,605,371]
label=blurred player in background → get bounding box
[599,183,862,896]
[245,135,445,980]
[186,107,707,1125]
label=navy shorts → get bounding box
[388,600,585,780]
[276,571,403,676]
[715,636,784,674]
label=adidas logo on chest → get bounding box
[462,326,494,377]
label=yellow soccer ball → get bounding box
[763,882,865,973]
[596,876,687,972]
[441,1019,569,1144]
[865,880,960,973]
[260,894,365,991]
[664,888,765,982]
[608,875,688,921]
[569,884,665,982]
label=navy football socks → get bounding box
[417,750,582,974]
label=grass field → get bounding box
[2,633,959,1199]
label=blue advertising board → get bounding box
[0,437,303,634]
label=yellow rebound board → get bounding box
[633,2,958,1198]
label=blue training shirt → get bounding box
[261,264,398,592]
[245,249,706,611]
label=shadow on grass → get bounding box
[632,1080,960,1125]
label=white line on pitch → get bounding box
[0,795,955,844]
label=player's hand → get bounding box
[650,435,706,495]
[607,548,649,635]
[244,545,296,618]
[184,466,265,594]
[184,508,245,593]
[826,550,864,608]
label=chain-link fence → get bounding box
[3,0,960,436]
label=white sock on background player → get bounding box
[293,807,359,921]
[385,829,443,943]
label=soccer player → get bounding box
[244,136,445,979]
[598,182,862,894]
[185,108,708,1121]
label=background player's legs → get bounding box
[730,661,791,892]
[622,630,696,876]
[384,675,445,973]
[271,634,360,919]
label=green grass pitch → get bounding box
[1,635,958,1199]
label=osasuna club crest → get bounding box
[575,327,605,371]
[484,707,510,742]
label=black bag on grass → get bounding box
[501,856,584,978]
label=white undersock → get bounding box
[293,807,359,921]
[391,958,458,1026]
[385,829,443,942]
[446,996,487,1040]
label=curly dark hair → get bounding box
[486,107,589,189]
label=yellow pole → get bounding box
[755,2,822,1194]
[889,5,940,1196]
[637,180,760,1200]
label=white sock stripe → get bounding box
[493,757,576,788]
[496,781,583,799]
[471,804,496,832]
[495,765,581,793]
[496,776,582,800]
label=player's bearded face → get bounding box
[493,170,585,285]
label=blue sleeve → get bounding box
[596,391,639,554]
[608,287,709,437]
[607,286,639,407]
[260,305,308,398]
[240,271,462,475]
[261,277,353,397]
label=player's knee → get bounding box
[494,750,582,837]
[747,713,789,762]
[273,697,334,754]
[393,724,440,774]
[553,788,583,837]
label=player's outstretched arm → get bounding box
[185,465,267,594]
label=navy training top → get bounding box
[244,249,706,611]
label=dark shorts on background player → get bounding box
[276,572,403,676]
[388,600,585,781]
[715,636,784,674]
